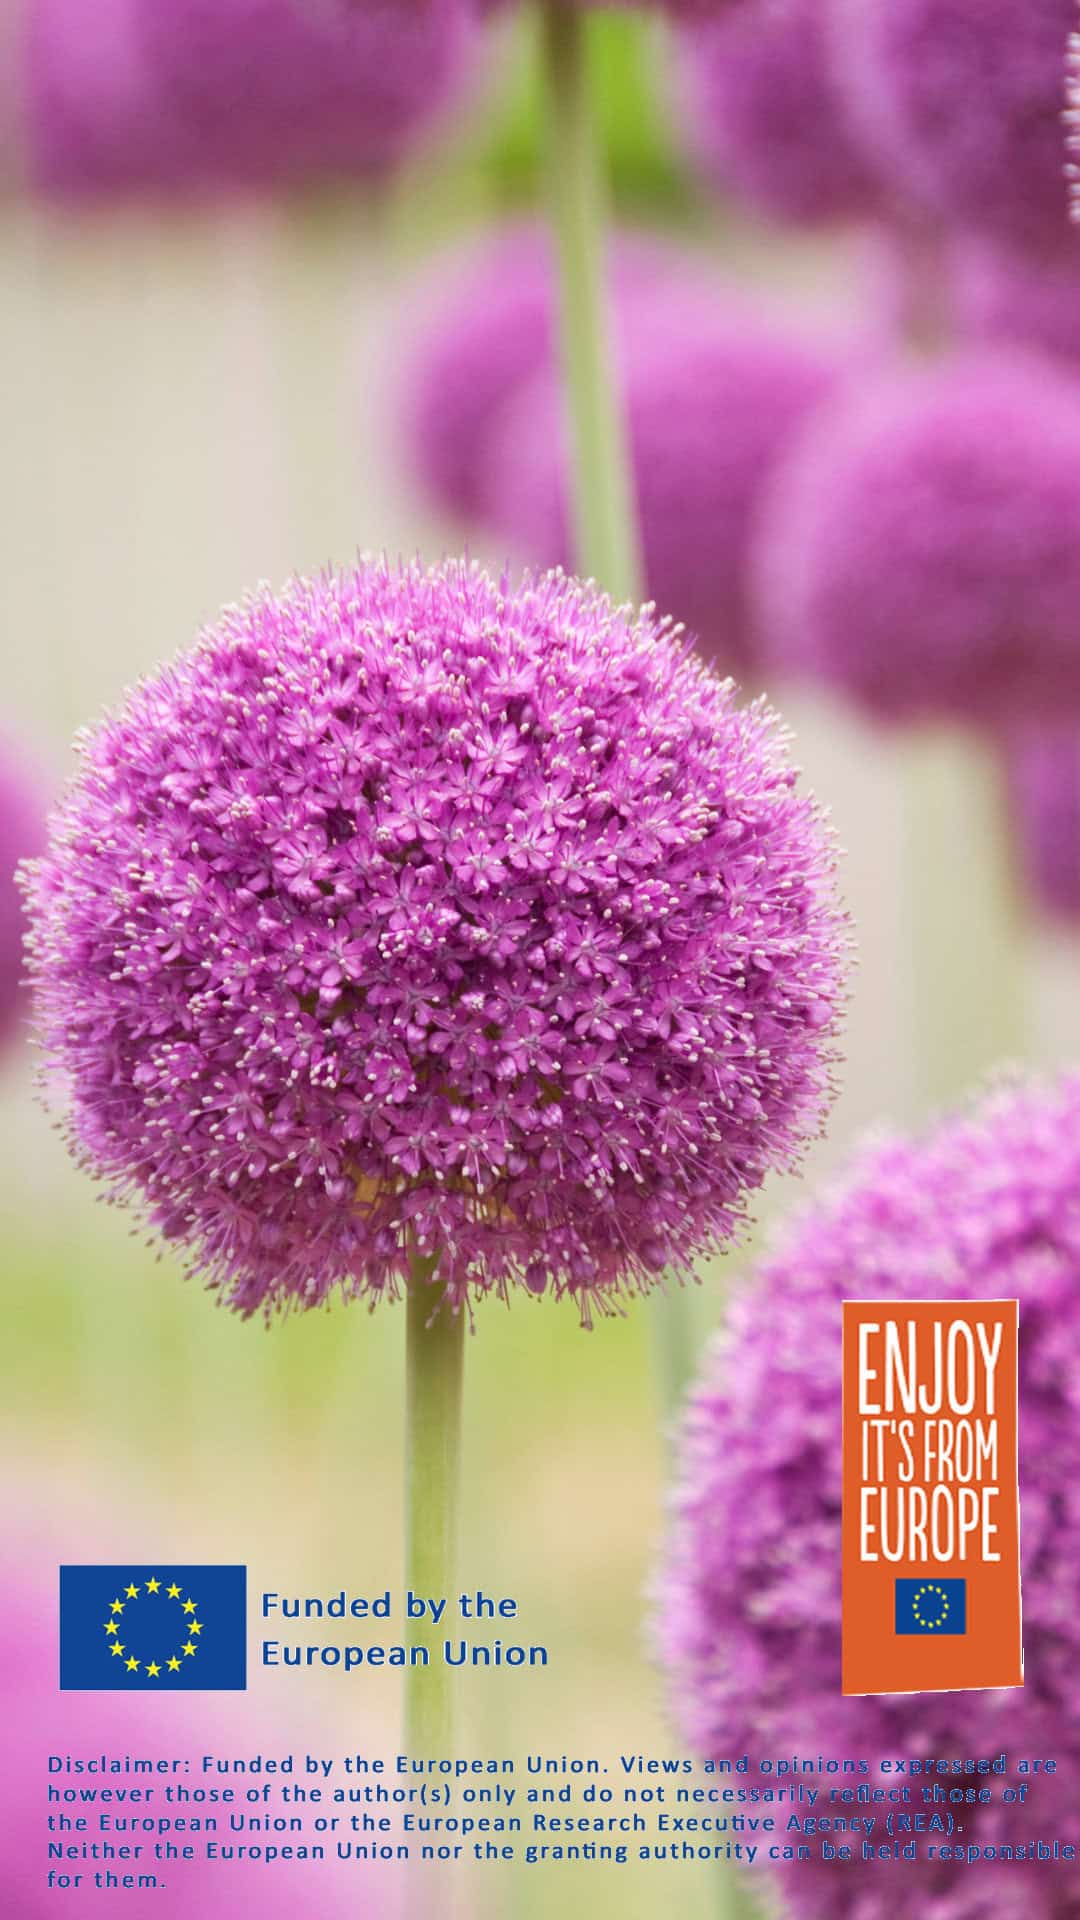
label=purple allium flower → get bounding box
[33,0,476,197]
[1004,723,1080,919]
[754,349,1080,727]
[673,0,886,227]
[834,0,1077,255]
[0,737,44,1053]
[952,235,1080,368]
[657,1072,1080,1920]
[481,302,840,675]
[23,559,846,1320]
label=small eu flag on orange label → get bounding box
[841,1302,1022,1695]
[59,1565,246,1691]
[895,1577,966,1635]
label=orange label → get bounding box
[841,1301,1022,1696]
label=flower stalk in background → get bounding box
[22,556,847,1760]
[537,1,644,605]
[536,0,692,1413]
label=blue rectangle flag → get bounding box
[59,1565,246,1690]
[895,1577,966,1636]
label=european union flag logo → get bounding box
[59,1566,246,1690]
[895,1578,966,1636]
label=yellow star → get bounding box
[125,1657,140,1672]
[166,1584,181,1600]
[104,1621,119,1636]
[145,1662,161,1677]
[182,1641,196,1658]
[110,1643,125,1658]
[110,1599,125,1616]
[182,1599,197,1614]
[189,1621,203,1635]
[166,1657,181,1673]
[125,1584,140,1600]
[145,1578,161,1595]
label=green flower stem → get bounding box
[404,1258,466,1757]
[538,0,644,604]
[540,26,763,1920]
[538,2,698,1418]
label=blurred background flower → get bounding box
[834,0,1076,257]
[404,219,849,672]
[753,350,1080,727]
[672,0,889,229]
[1004,725,1080,923]
[481,291,843,673]
[951,237,1080,370]
[26,0,479,199]
[657,1071,1080,1920]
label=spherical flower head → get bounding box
[481,301,840,676]
[754,349,1080,728]
[657,1072,1080,1920]
[952,235,1080,369]
[833,0,1077,255]
[23,559,847,1321]
[0,736,44,1054]
[673,0,886,227]
[129,0,476,192]
[1004,722,1080,920]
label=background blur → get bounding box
[4,8,1079,1918]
